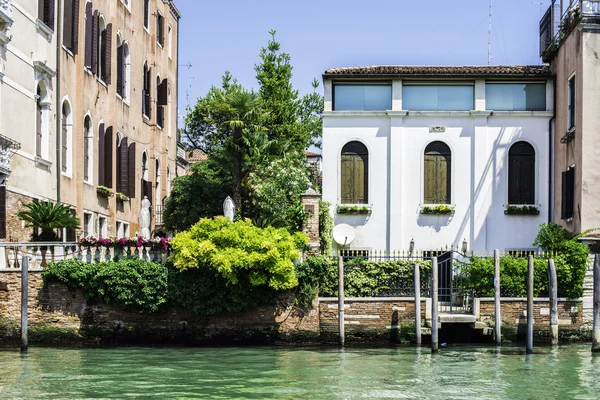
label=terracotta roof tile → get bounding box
[323,65,551,78]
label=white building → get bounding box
[322,66,554,254]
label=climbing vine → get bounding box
[319,201,333,255]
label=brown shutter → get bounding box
[0,186,6,239]
[118,137,129,194]
[91,11,98,75]
[157,106,164,128]
[46,0,55,31]
[116,44,123,96]
[104,126,113,188]
[63,0,73,49]
[103,23,112,84]
[340,155,353,204]
[71,0,80,54]
[84,2,93,67]
[98,122,105,186]
[424,153,435,204]
[439,154,450,204]
[158,79,168,105]
[128,143,136,198]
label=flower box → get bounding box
[420,205,454,215]
[504,205,540,215]
[97,186,114,198]
[336,205,371,215]
[116,192,130,202]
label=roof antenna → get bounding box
[488,0,493,65]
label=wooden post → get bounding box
[526,254,534,355]
[548,258,559,345]
[414,262,421,346]
[338,255,345,346]
[494,249,501,345]
[431,256,439,353]
[20,254,28,352]
[592,254,600,353]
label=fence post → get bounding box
[593,254,600,353]
[414,262,421,346]
[338,255,345,346]
[526,254,534,355]
[494,249,501,345]
[548,258,558,345]
[20,254,28,352]
[431,256,439,353]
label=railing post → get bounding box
[592,254,600,353]
[338,255,345,346]
[548,258,559,345]
[494,249,502,345]
[526,255,534,355]
[414,262,421,346]
[20,253,28,352]
[431,256,439,353]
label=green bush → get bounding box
[169,217,307,290]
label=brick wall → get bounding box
[478,298,582,328]
[4,190,35,242]
[301,194,320,255]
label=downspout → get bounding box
[55,0,62,204]
[548,75,556,224]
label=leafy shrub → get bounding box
[318,201,333,255]
[169,217,307,290]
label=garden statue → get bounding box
[139,196,151,238]
[223,196,235,222]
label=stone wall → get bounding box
[4,190,35,242]
[478,298,582,327]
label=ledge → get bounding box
[34,156,52,169]
[408,111,472,117]
[35,19,53,39]
[0,31,9,45]
[490,111,554,117]
[323,111,388,117]
[319,297,425,302]
[33,61,56,77]
[0,7,13,30]
[386,110,409,117]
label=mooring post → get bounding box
[414,262,421,346]
[431,256,439,353]
[494,249,501,345]
[20,254,28,352]
[338,255,345,346]
[592,254,600,353]
[548,258,558,346]
[526,254,534,355]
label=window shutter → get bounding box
[508,156,520,204]
[36,105,42,157]
[62,120,68,172]
[143,0,149,28]
[104,126,113,188]
[71,0,80,54]
[116,44,123,96]
[143,179,153,204]
[98,122,105,186]
[63,0,73,50]
[0,186,6,239]
[118,137,129,194]
[91,11,98,75]
[353,156,366,204]
[144,67,152,118]
[424,154,436,204]
[157,106,164,128]
[128,143,136,198]
[438,155,450,204]
[340,155,353,204]
[158,78,168,105]
[561,171,567,220]
[46,0,55,31]
[521,158,535,204]
[84,2,93,67]
[38,0,44,21]
[103,23,112,84]
[84,131,89,182]
[567,167,575,219]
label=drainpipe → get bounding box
[548,75,556,224]
[55,0,62,204]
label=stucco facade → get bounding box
[322,67,553,254]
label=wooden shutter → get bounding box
[157,79,168,105]
[91,11,98,75]
[157,106,164,128]
[128,143,136,198]
[45,0,55,31]
[63,0,73,49]
[424,153,436,204]
[116,44,123,96]
[84,2,93,67]
[84,129,89,181]
[71,0,80,54]
[144,67,152,118]
[340,155,353,204]
[353,156,366,204]
[561,171,567,220]
[508,143,535,205]
[143,0,149,28]
[118,137,129,194]
[98,122,104,186]
[103,23,112,84]
[438,154,450,204]
[566,167,575,219]
[0,186,6,239]
[104,126,113,188]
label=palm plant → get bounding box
[16,200,80,242]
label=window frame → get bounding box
[156,9,164,47]
[403,82,474,111]
[423,141,452,205]
[332,82,392,111]
[61,99,73,176]
[507,141,536,205]
[568,74,576,131]
[485,81,547,111]
[340,141,369,205]
[83,113,93,184]
[561,165,576,221]
[143,0,150,31]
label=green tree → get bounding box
[17,200,80,241]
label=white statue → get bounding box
[139,196,151,238]
[223,196,235,222]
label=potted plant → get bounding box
[17,200,80,242]
[97,186,114,198]
[117,192,130,202]
[504,205,540,215]
[336,205,371,215]
[420,205,455,215]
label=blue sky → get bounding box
[175,0,552,124]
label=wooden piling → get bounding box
[526,255,534,355]
[20,254,28,352]
[592,255,600,353]
[431,256,439,353]
[338,255,345,346]
[494,249,501,345]
[414,263,421,346]
[548,258,558,345]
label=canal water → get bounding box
[0,344,599,399]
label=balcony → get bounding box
[540,0,600,62]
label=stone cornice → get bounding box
[33,61,56,78]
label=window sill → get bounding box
[420,204,455,215]
[34,156,52,170]
[83,180,94,187]
[35,19,53,39]
[337,204,372,215]
[83,67,93,76]
[61,171,72,179]
[96,77,108,88]
[143,115,151,123]
[504,205,540,215]
[62,45,74,58]
[490,110,554,117]
[157,42,163,49]
[144,26,150,34]
[324,110,389,117]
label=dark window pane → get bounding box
[508,141,535,204]
[340,141,368,204]
[424,141,451,204]
[334,85,391,110]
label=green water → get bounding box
[0,345,599,399]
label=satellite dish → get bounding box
[333,224,355,246]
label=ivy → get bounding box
[319,201,333,255]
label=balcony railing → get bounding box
[540,0,600,60]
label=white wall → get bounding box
[322,79,552,254]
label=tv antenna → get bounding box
[488,0,493,65]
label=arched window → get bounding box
[36,84,45,158]
[156,75,164,128]
[83,115,93,182]
[341,141,368,204]
[142,151,148,180]
[143,0,150,29]
[155,159,161,208]
[116,37,130,101]
[61,100,72,174]
[508,141,535,205]
[424,141,451,204]
[142,62,151,118]
[97,17,111,83]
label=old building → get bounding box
[322,66,554,254]
[540,0,600,234]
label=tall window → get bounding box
[508,142,535,205]
[38,0,55,30]
[84,2,94,69]
[117,39,130,100]
[155,159,161,208]
[341,141,368,204]
[156,11,164,47]
[62,0,80,53]
[142,62,151,118]
[36,85,44,158]
[424,141,451,204]
[61,101,72,174]
[562,166,575,220]
[156,76,167,128]
[168,25,173,58]
[143,0,150,30]
[97,17,111,83]
[485,83,546,111]
[83,115,92,182]
[568,75,576,130]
